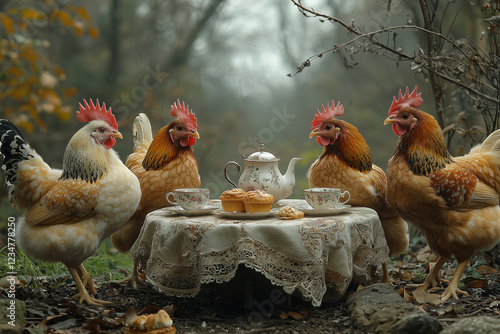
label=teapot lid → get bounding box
[244,143,280,162]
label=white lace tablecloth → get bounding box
[130,199,390,307]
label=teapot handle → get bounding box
[223,161,240,188]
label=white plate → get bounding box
[295,204,351,216]
[165,206,218,216]
[215,209,278,220]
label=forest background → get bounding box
[0,0,498,230]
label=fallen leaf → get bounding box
[464,280,488,289]
[400,269,413,281]
[279,310,308,320]
[478,265,499,275]
[490,300,500,308]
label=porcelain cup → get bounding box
[304,187,350,210]
[166,188,210,210]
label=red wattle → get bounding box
[392,124,407,136]
[317,136,330,146]
[103,137,116,150]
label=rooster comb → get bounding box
[76,99,118,130]
[171,99,197,130]
[311,100,344,130]
[388,86,423,116]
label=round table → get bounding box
[130,199,390,307]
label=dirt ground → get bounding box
[6,245,500,334]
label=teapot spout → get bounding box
[285,157,302,177]
[282,157,301,197]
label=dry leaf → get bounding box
[478,265,498,275]
[464,279,488,289]
[489,300,500,308]
[400,269,413,281]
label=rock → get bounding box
[0,298,25,334]
[440,316,500,334]
[393,312,442,334]
[345,283,417,334]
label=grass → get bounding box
[0,238,134,284]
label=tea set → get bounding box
[165,144,351,217]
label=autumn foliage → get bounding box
[0,2,99,132]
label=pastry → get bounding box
[278,205,304,220]
[125,309,176,334]
[244,189,274,213]
[219,188,248,212]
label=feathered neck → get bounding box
[142,124,194,171]
[394,108,452,175]
[60,127,111,183]
[323,120,373,173]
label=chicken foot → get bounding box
[121,262,147,289]
[440,260,469,302]
[408,256,450,291]
[370,264,394,285]
[79,264,97,295]
[67,266,112,306]
[422,256,451,290]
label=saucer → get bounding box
[215,209,278,220]
[296,204,351,216]
[166,206,218,216]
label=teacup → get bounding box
[166,188,210,210]
[304,187,350,210]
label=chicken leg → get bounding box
[122,262,147,289]
[79,264,97,295]
[67,266,112,306]
[420,256,450,291]
[440,260,469,302]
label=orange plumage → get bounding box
[308,102,409,283]
[385,87,500,302]
[0,100,141,305]
[111,101,200,287]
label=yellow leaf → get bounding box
[63,87,78,98]
[56,105,72,122]
[0,13,15,34]
[89,26,99,39]
[54,10,73,27]
[69,6,91,23]
[20,45,38,64]
[6,66,23,78]
[21,8,43,20]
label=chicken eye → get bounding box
[98,127,106,132]
[325,125,333,131]
[402,114,410,120]
[176,125,183,131]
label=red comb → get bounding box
[76,99,118,130]
[311,100,344,130]
[171,99,197,130]
[388,86,423,116]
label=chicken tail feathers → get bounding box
[132,113,153,151]
[476,129,500,154]
[0,119,35,185]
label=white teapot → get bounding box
[223,144,301,202]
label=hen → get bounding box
[0,100,141,305]
[111,99,200,287]
[308,101,409,283]
[384,87,500,302]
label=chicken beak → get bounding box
[308,130,320,139]
[191,131,200,139]
[384,117,395,125]
[308,127,340,138]
[111,131,123,139]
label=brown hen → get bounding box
[308,101,409,283]
[385,87,500,302]
[111,100,200,287]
